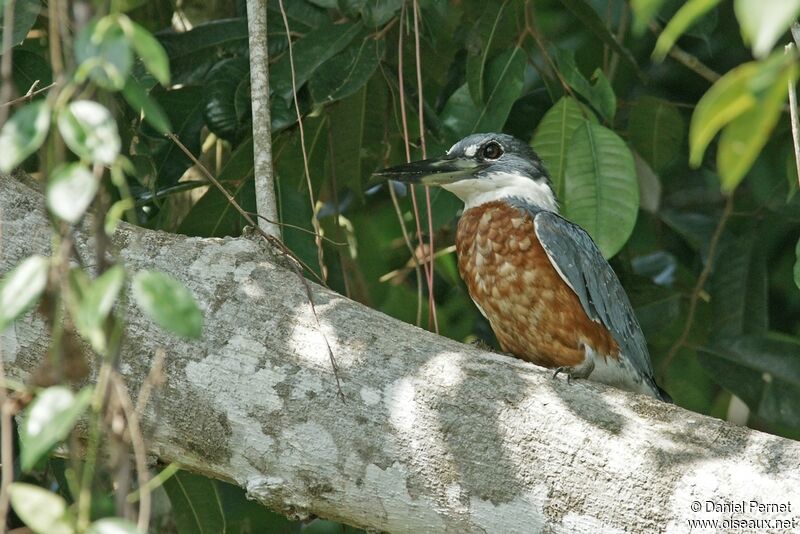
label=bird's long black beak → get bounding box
[372,156,485,185]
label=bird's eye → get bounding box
[482,141,503,160]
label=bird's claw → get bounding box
[553,366,574,384]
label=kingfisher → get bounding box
[374,133,670,401]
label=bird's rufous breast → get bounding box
[455,201,619,368]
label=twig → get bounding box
[412,0,439,334]
[110,373,151,533]
[276,0,327,282]
[246,0,281,239]
[1,81,57,108]
[397,4,431,327]
[648,21,720,83]
[0,0,16,128]
[660,195,734,375]
[135,348,165,416]
[166,133,345,401]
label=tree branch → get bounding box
[1,174,799,531]
[246,0,281,239]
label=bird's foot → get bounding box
[470,338,496,352]
[552,360,595,385]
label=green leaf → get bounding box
[309,35,384,105]
[138,86,205,186]
[270,20,363,102]
[0,100,51,172]
[121,76,172,134]
[360,0,402,27]
[688,53,792,168]
[735,0,800,59]
[465,0,512,105]
[57,100,121,165]
[628,96,685,171]
[717,59,798,191]
[19,386,93,472]
[0,0,42,47]
[156,18,251,86]
[68,265,125,353]
[132,271,203,338]
[0,255,48,331]
[74,18,133,90]
[163,470,226,534]
[441,47,525,138]
[563,122,639,258]
[46,163,98,223]
[87,518,138,534]
[631,0,666,35]
[204,57,251,142]
[531,96,595,200]
[128,20,170,85]
[553,49,616,123]
[698,334,800,428]
[555,0,642,77]
[9,483,74,534]
[11,49,53,96]
[653,0,722,61]
[328,78,385,198]
[710,235,768,341]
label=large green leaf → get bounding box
[464,0,512,105]
[0,254,48,331]
[156,18,253,86]
[734,0,800,58]
[531,96,596,200]
[553,49,616,123]
[653,0,722,61]
[555,0,641,77]
[270,20,363,102]
[710,235,768,341]
[132,270,203,338]
[57,100,121,165]
[138,86,205,186]
[127,19,170,85]
[563,122,639,258]
[327,78,385,198]
[717,58,797,191]
[19,386,93,472]
[689,53,793,172]
[9,483,74,534]
[0,100,50,172]
[11,49,53,96]
[309,35,384,105]
[628,96,685,172]
[163,470,226,534]
[699,334,800,428]
[441,47,525,138]
[204,57,251,142]
[0,0,41,46]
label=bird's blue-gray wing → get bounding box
[532,211,656,382]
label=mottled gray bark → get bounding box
[2,173,799,533]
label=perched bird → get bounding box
[374,133,670,401]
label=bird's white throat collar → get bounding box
[442,171,559,212]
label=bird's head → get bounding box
[373,133,557,212]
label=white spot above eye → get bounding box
[464,144,479,158]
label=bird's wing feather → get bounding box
[533,211,654,380]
